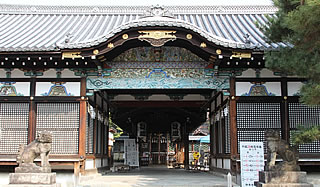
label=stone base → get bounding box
[15,163,51,173]
[256,171,313,187]
[9,173,56,185]
[259,171,308,183]
[256,182,313,187]
[4,184,60,187]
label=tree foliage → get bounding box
[291,126,320,145]
[260,0,320,104]
[109,113,123,138]
[260,0,320,145]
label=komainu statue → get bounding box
[15,131,52,173]
[265,129,300,171]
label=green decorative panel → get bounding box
[87,77,229,90]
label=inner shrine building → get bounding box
[0,4,319,175]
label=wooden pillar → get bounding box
[183,123,189,170]
[281,77,290,142]
[158,134,161,164]
[209,122,215,170]
[79,77,87,174]
[229,76,238,173]
[93,93,98,154]
[28,78,36,143]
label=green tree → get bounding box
[260,0,320,105]
[260,0,320,145]
[109,113,123,138]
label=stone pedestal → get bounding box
[256,171,313,187]
[15,163,51,173]
[9,173,56,185]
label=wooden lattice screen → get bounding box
[0,103,29,154]
[36,103,79,154]
[86,113,94,154]
[289,103,320,153]
[236,102,282,153]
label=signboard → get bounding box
[193,152,200,160]
[240,142,264,187]
[124,139,139,167]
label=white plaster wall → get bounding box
[239,68,256,77]
[85,159,94,170]
[61,69,78,78]
[113,94,135,101]
[0,69,5,78]
[217,158,223,168]
[223,159,231,170]
[264,82,281,96]
[183,94,205,100]
[288,82,304,96]
[148,94,170,100]
[238,68,280,78]
[103,158,109,167]
[95,158,102,168]
[14,82,30,96]
[42,69,57,78]
[11,69,25,78]
[260,69,280,78]
[211,158,216,167]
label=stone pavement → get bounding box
[79,166,229,187]
[307,172,320,187]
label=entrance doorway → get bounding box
[105,89,212,169]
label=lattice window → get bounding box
[237,103,281,153]
[237,103,281,129]
[0,103,29,154]
[86,113,94,154]
[289,103,320,153]
[36,103,79,154]
[289,103,320,128]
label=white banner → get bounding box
[240,142,264,187]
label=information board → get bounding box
[124,139,139,167]
[240,142,264,187]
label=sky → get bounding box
[0,0,273,6]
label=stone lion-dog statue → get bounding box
[15,131,52,173]
[265,129,300,171]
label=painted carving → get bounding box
[16,131,52,173]
[138,31,176,47]
[42,82,71,96]
[243,83,275,96]
[87,77,229,90]
[111,47,205,63]
[265,129,300,171]
[0,83,23,96]
[108,69,211,79]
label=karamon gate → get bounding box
[0,4,320,176]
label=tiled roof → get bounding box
[0,4,281,52]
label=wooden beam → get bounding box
[78,77,87,174]
[28,78,36,143]
[112,101,206,108]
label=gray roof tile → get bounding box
[0,4,279,52]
